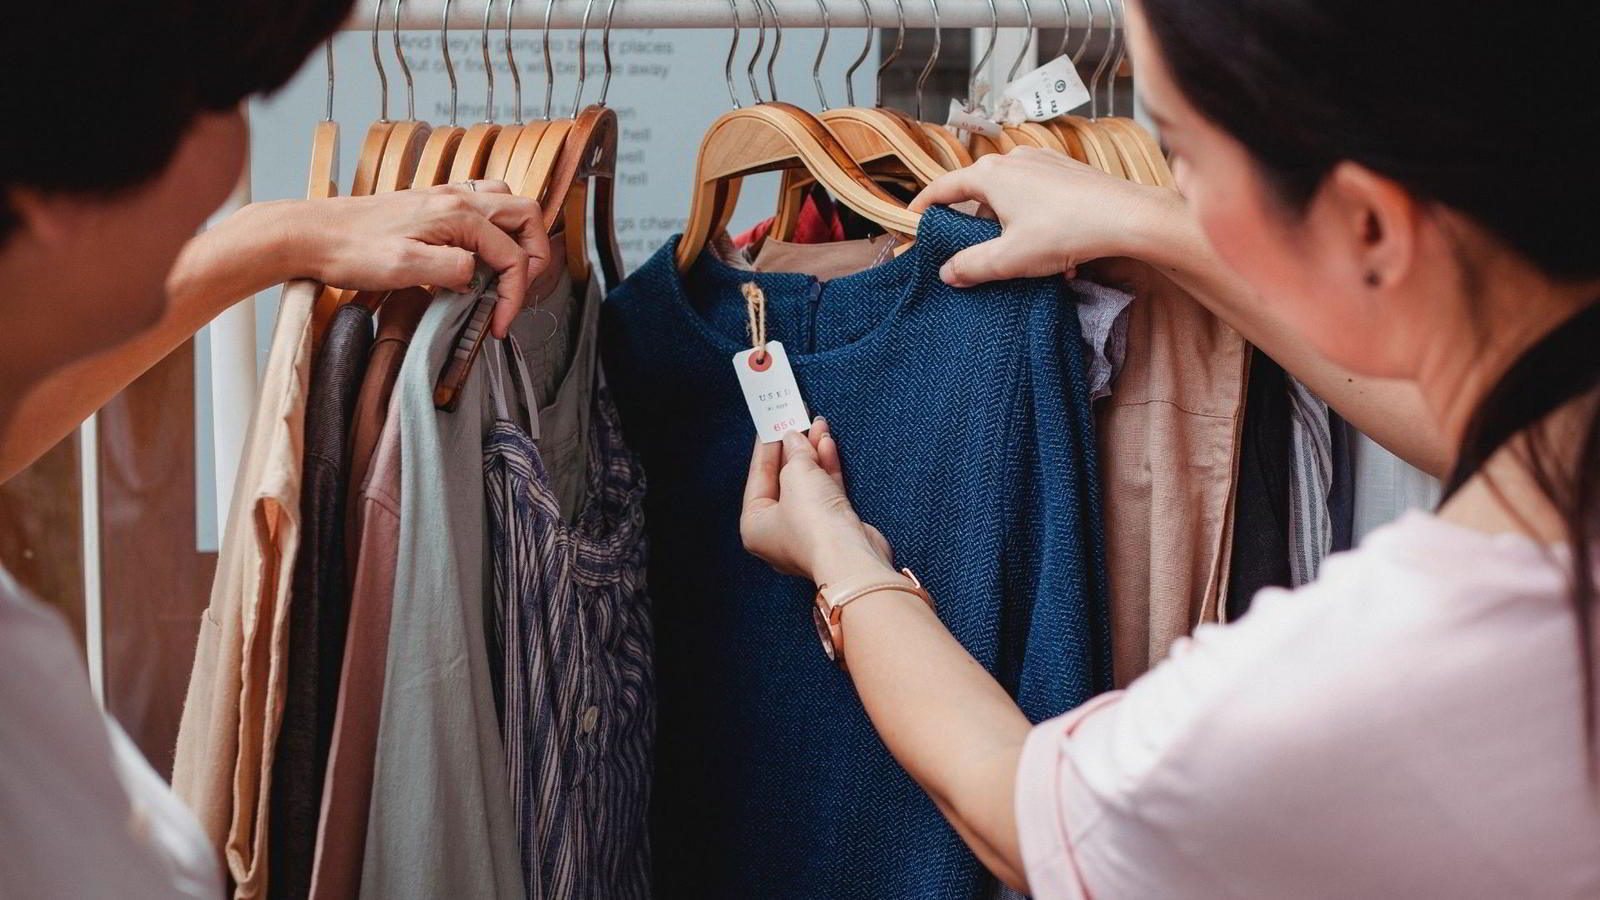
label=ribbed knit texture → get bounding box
[601,206,1114,899]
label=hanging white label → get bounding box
[1002,55,1091,122]
[946,99,1003,137]
[732,341,812,442]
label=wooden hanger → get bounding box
[921,123,975,168]
[308,44,340,201]
[815,3,949,186]
[676,103,920,272]
[435,105,623,412]
[969,127,1018,160]
[448,0,510,182]
[415,1,469,187]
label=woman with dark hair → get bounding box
[0,3,555,897]
[740,1,1600,896]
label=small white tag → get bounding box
[732,341,812,442]
[946,99,1003,137]
[1002,55,1091,122]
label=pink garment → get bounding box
[1016,511,1600,899]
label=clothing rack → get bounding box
[343,0,1097,31]
[171,0,1120,713]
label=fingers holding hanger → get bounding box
[910,147,1180,287]
[423,182,553,283]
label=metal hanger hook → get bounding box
[542,0,557,117]
[505,0,523,123]
[969,0,998,110]
[481,0,497,122]
[1008,0,1035,85]
[915,0,940,120]
[1105,0,1127,115]
[391,0,416,121]
[324,40,335,122]
[764,0,783,102]
[1071,0,1095,66]
[599,0,619,106]
[440,0,459,126]
[876,0,906,108]
[812,0,831,110]
[746,0,767,103]
[371,1,390,121]
[573,0,597,112]
[724,0,743,108]
[844,0,872,107]
[1085,0,1114,118]
[1056,0,1072,59]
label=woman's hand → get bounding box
[740,417,897,586]
[909,146,1182,288]
[256,180,554,337]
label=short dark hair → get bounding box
[2,1,355,241]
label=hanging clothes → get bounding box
[343,289,430,576]
[309,406,403,900]
[1286,376,1334,587]
[174,279,319,900]
[357,272,526,900]
[483,299,653,898]
[1225,348,1294,621]
[271,301,376,900]
[1085,258,1250,682]
[602,205,1113,900]
[1328,410,1356,554]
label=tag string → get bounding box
[741,282,768,363]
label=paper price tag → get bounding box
[732,341,812,442]
[946,99,1003,137]
[1002,55,1091,121]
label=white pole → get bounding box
[79,419,104,706]
[204,118,259,536]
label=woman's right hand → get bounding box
[909,146,1182,288]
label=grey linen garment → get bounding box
[1286,376,1333,586]
[484,280,653,898]
[358,271,525,900]
[1068,278,1134,402]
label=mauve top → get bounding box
[1016,511,1600,899]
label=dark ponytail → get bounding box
[1135,0,1600,751]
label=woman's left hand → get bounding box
[258,180,557,338]
[740,417,898,586]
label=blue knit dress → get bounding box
[601,205,1113,899]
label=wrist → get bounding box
[811,543,896,589]
[244,198,327,285]
[1114,185,1190,266]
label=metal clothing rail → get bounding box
[343,0,1102,31]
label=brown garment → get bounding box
[308,404,404,900]
[343,289,428,578]
[173,279,318,899]
[1086,258,1248,686]
[751,235,897,281]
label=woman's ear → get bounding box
[1310,161,1420,293]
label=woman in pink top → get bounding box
[740,1,1600,897]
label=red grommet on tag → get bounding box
[748,349,772,372]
